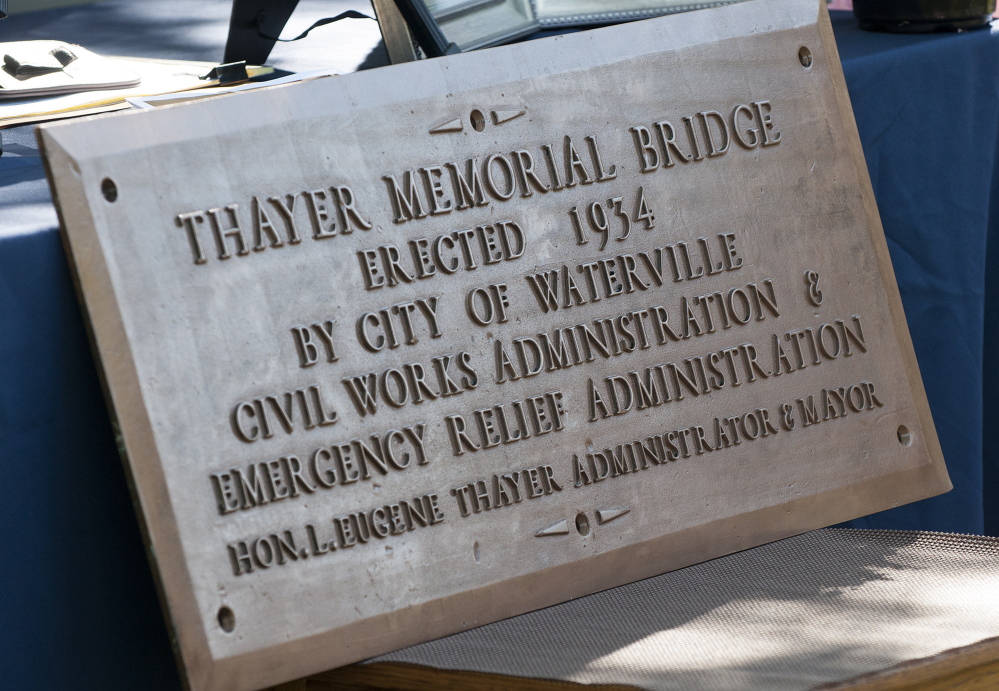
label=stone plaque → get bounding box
[39,0,950,688]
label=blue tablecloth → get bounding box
[1,6,998,689]
[830,16,999,534]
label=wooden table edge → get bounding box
[264,635,999,690]
[814,635,999,690]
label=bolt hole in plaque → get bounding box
[798,45,813,68]
[897,425,913,446]
[473,541,481,563]
[100,177,117,202]
[575,513,590,536]
[217,606,235,633]
[469,108,486,132]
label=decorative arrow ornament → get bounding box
[595,507,630,525]
[535,519,570,537]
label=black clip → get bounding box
[200,61,250,85]
[3,46,76,80]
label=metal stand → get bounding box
[223,0,300,65]
[222,0,456,67]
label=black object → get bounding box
[854,0,995,32]
[3,54,64,79]
[224,0,300,65]
[200,61,249,85]
[391,0,460,57]
[223,1,377,65]
[222,0,458,66]
[3,46,78,79]
[256,10,374,42]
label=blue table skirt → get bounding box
[831,15,999,533]
[2,8,999,690]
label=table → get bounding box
[289,530,999,691]
[1,4,998,689]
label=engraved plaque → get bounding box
[39,0,950,688]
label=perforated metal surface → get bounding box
[372,529,999,690]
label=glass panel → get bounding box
[533,0,745,27]
[432,0,538,51]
